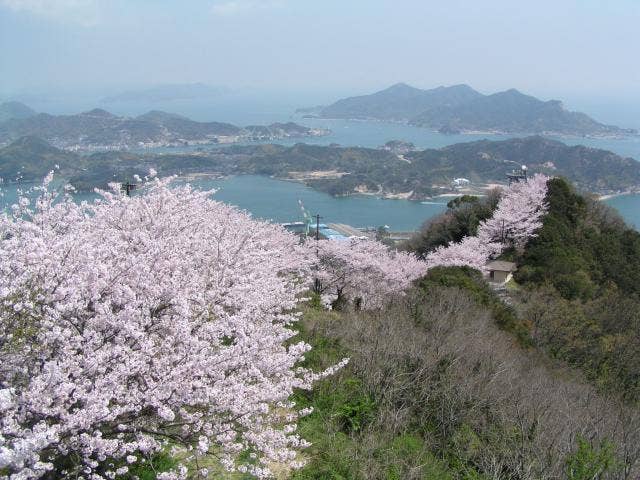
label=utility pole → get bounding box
[315,214,321,241]
[121,180,138,197]
[314,214,322,294]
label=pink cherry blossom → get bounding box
[0,176,346,479]
[425,174,549,271]
[310,238,428,309]
[477,173,549,248]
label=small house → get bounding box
[451,178,470,188]
[486,260,516,283]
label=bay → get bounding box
[5,95,640,231]
[0,176,448,232]
[604,194,640,229]
[135,116,640,161]
[2,175,637,232]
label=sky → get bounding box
[1,0,639,114]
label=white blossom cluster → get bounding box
[312,237,428,309]
[426,174,550,271]
[0,175,347,479]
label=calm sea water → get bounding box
[0,176,448,232]
[604,194,640,229]
[140,117,640,232]
[2,175,637,232]
[133,116,640,161]
[7,94,640,231]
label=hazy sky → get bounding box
[1,0,639,101]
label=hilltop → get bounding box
[0,136,81,182]
[310,83,636,137]
[3,135,639,198]
[317,83,482,121]
[0,107,329,150]
[0,101,37,123]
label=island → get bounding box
[303,83,637,138]
[2,135,639,200]
[0,105,330,151]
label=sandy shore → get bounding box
[598,191,636,200]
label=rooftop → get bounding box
[486,260,517,272]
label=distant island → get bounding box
[3,135,639,199]
[0,104,330,150]
[300,83,637,138]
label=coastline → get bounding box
[598,191,636,200]
[300,115,638,141]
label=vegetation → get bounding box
[0,108,324,149]
[1,177,429,479]
[405,176,640,403]
[290,282,639,479]
[404,192,501,256]
[0,101,36,123]
[3,134,640,199]
[3,169,640,479]
[511,178,640,400]
[316,83,636,136]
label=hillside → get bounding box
[3,136,640,197]
[0,136,81,182]
[0,108,329,150]
[229,136,640,198]
[5,155,640,478]
[0,101,37,122]
[313,84,636,137]
[406,176,640,400]
[333,177,640,477]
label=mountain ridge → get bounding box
[0,101,37,123]
[311,84,636,137]
[0,108,329,150]
[3,135,638,198]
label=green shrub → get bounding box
[565,436,619,480]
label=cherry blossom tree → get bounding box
[311,238,427,309]
[477,173,550,248]
[0,175,346,479]
[424,236,502,272]
[425,174,549,271]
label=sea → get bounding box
[5,93,640,231]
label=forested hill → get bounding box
[0,107,328,150]
[2,135,640,198]
[311,83,636,137]
[406,176,640,401]
[294,177,640,479]
[0,101,37,123]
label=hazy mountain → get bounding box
[101,83,230,103]
[315,84,636,137]
[0,101,37,122]
[0,109,328,150]
[319,83,482,121]
[410,88,634,136]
